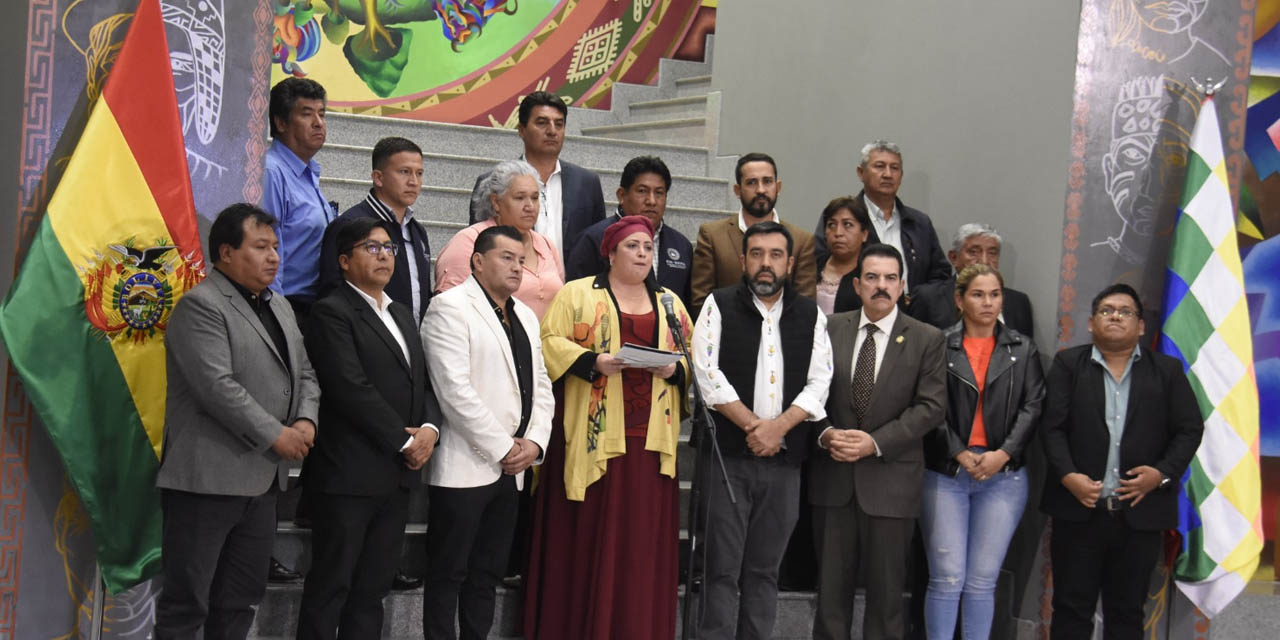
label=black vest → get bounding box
[708,283,818,464]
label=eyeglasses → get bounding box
[355,241,399,257]
[1096,306,1136,319]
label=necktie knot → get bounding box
[864,324,878,337]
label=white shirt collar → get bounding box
[857,305,899,336]
[737,209,780,232]
[346,281,392,313]
[864,194,897,226]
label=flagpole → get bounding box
[90,563,105,640]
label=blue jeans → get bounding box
[918,460,1027,640]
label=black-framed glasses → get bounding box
[356,241,399,257]
[1096,306,1136,319]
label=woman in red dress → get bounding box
[525,216,693,639]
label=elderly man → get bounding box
[809,243,946,640]
[297,217,442,639]
[263,77,335,322]
[690,153,817,319]
[565,155,694,302]
[468,91,606,260]
[420,225,553,640]
[1041,284,1203,639]
[814,141,949,295]
[908,223,1034,336]
[691,222,832,640]
[154,203,320,639]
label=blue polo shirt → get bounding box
[263,139,333,299]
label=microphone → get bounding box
[660,293,678,324]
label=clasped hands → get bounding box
[402,426,440,470]
[501,438,542,475]
[954,449,1011,482]
[821,428,878,462]
[594,353,676,379]
[271,419,316,461]
[1061,465,1163,509]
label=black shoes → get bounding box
[268,557,303,583]
[392,570,423,591]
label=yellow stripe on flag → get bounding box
[48,99,173,458]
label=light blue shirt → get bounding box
[264,139,334,299]
[1090,345,1141,497]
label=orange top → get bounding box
[964,335,997,448]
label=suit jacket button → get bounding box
[284,388,291,395]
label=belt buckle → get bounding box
[1103,495,1123,513]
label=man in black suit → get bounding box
[813,141,950,294]
[469,91,606,259]
[809,244,946,640]
[565,155,694,302]
[297,217,443,640]
[907,223,1034,336]
[319,136,433,325]
[1040,283,1203,639]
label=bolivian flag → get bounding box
[0,0,203,593]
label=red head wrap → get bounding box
[599,215,655,258]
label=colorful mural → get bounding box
[269,0,709,126]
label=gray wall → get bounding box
[711,1,1081,349]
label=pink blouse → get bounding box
[434,219,566,319]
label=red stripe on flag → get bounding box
[101,0,201,262]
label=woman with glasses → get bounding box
[919,264,1045,639]
[435,159,565,319]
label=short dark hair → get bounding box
[269,77,326,138]
[372,136,422,171]
[857,243,904,277]
[209,203,276,262]
[517,91,568,127]
[474,225,524,257]
[620,156,671,190]
[742,221,793,257]
[334,217,386,258]
[820,196,875,237]
[734,152,777,185]
[1091,283,1144,318]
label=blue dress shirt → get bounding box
[264,139,333,299]
[1090,345,1141,497]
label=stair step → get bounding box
[580,117,707,146]
[314,144,733,212]
[674,74,713,97]
[628,95,709,122]
[324,112,711,177]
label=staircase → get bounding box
[249,37,854,640]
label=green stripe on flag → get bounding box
[1177,458,1220,581]
[1163,295,1214,369]
[0,217,163,591]
[1185,373,1215,423]
[1167,214,1214,284]
[1181,151,1214,208]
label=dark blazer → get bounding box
[908,276,1035,338]
[813,190,950,292]
[1039,344,1204,530]
[468,160,606,256]
[564,212,694,304]
[808,310,947,518]
[318,196,434,323]
[925,321,1045,475]
[304,283,443,496]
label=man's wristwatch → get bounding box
[1158,473,1172,490]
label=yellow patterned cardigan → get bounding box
[539,277,692,501]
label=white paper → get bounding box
[615,343,684,368]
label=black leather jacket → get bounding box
[924,321,1046,475]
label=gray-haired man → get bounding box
[907,223,1034,337]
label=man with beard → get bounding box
[691,222,833,640]
[809,243,946,640]
[690,153,817,320]
[814,141,949,295]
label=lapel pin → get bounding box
[896,335,905,344]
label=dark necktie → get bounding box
[852,324,878,427]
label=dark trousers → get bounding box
[697,454,801,640]
[422,476,519,640]
[154,488,277,640]
[1050,512,1161,640]
[812,494,914,640]
[296,489,411,640]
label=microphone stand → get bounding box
[666,306,735,640]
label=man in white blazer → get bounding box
[419,225,554,640]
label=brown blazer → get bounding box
[808,309,946,518]
[689,215,817,319]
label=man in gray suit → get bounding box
[154,203,321,640]
[809,243,946,640]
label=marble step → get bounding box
[628,95,711,122]
[675,74,714,98]
[580,117,709,147]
